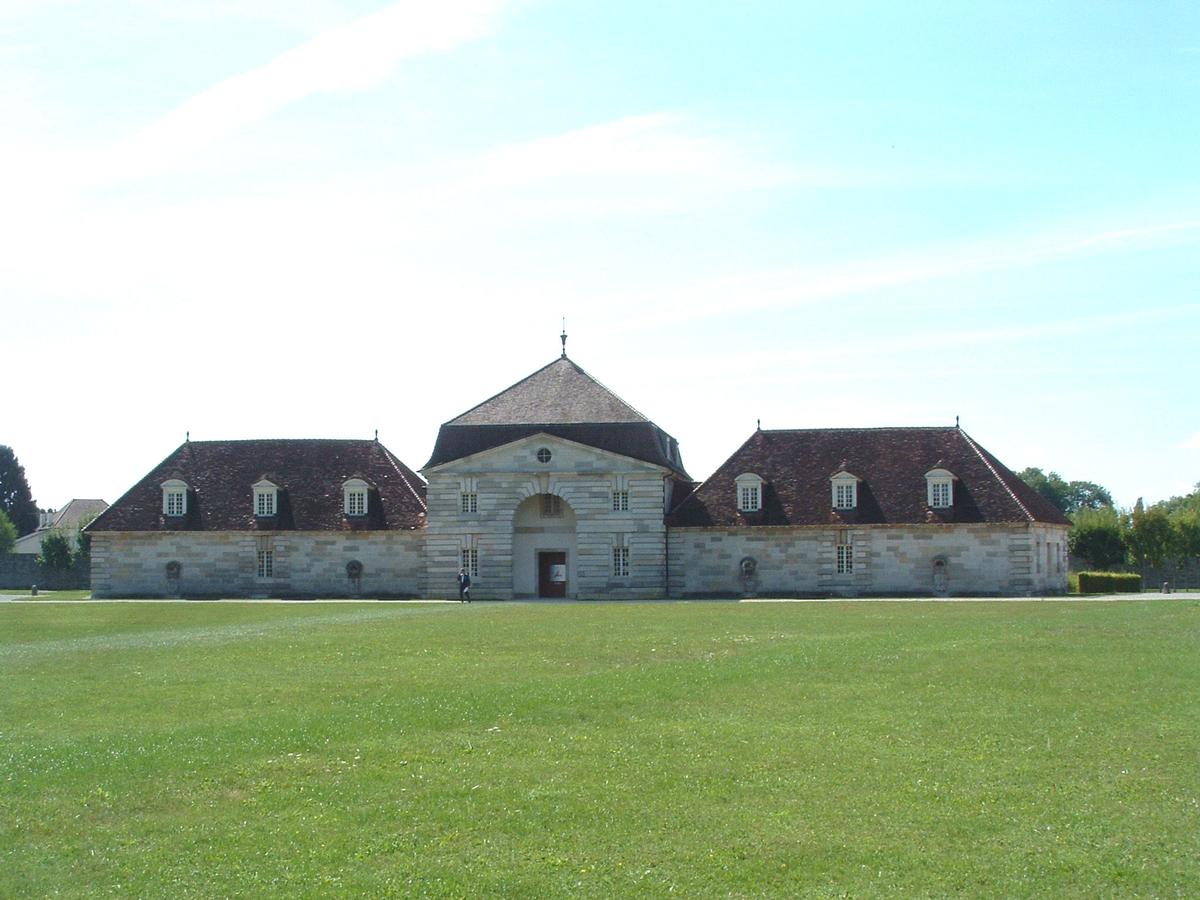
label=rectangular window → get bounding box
[166,491,185,517]
[836,531,853,575]
[835,483,855,509]
[542,494,562,517]
[461,546,479,577]
[256,549,273,579]
[739,485,760,512]
[461,492,478,514]
[612,490,629,512]
[255,491,276,517]
[347,490,366,516]
[930,482,951,508]
[613,546,630,577]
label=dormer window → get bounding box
[925,468,957,508]
[830,471,860,510]
[735,473,763,512]
[162,479,188,517]
[253,479,279,517]
[343,478,369,517]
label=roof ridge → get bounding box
[378,443,428,513]
[957,428,1033,522]
[762,425,956,434]
[445,357,565,425]
[566,358,653,423]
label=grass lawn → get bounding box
[2,601,1198,897]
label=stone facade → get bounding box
[424,434,670,599]
[91,531,424,598]
[668,523,1069,597]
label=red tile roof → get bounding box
[667,427,1070,528]
[88,439,427,533]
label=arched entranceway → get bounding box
[512,493,577,598]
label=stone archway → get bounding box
[512,493,577,598]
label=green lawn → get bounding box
[2,601,1197,897]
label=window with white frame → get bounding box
[612,490,629,512]
[253,479,278,517]
[461,492,478,513]
[735,473,763,512]
[926,468,956,508]
[836,530,853,574]
[541,494,562,517]
[256,537,274,579]
[343,478,369,517]
[613,545,630,577]
[162,479,188,517]
[831,472,860,510]
[461,546,479,578]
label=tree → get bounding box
[1122,499,1174,568]
[37,530,74,570]
[0,445,39,536]
[1018,468,1069,514]
[1068,506,1125,569]
[1065,480,1114,512]
[0,508,16,554]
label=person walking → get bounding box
[457,567,472,603]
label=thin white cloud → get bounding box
[605,218,1200,331]
[1182,432,1200,450]
[103,0,511,179]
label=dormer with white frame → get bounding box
[343,477,370,517]
[925,467,957,508]
[253,478,279,517]
[830,466,861,510]
[161,478,188,517]
[735,473,763,512]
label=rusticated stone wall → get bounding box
[667,523,1070,597]
[90,531,424,598]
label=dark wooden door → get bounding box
[538,551,567,598]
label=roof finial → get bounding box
[186,430,190,442]
[955,415,960,429]
[374,429,378,441]
[560,318,568,358]
[756,418,761,431]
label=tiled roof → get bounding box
[667,427,1070,528]
[88,440,427,533]
[426,356,691,477]
[449,357,649,425]
[49,499,109,530]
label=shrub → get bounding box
[1077,572,1143,594]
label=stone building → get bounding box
[87,439,427,598]
[89,352,1069,598]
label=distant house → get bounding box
[13,499,109,555]
[90,351,1070,598]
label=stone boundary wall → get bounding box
[0,554,90,590]
[91,531,424,598]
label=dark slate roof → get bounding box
[88,439,427,533]
[667,427,1071,528]
[449,357,649,425]
[425,356,690,477]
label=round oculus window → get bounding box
[536,447,552,463]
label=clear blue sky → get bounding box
[3,0,1198,511]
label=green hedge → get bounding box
[1077,572,1143,594]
